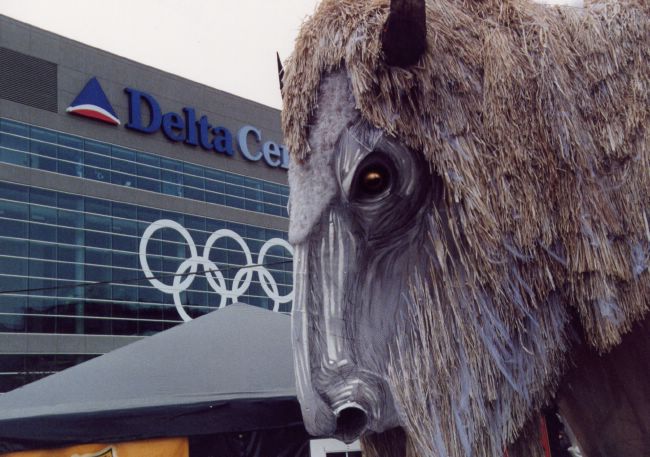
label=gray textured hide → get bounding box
[290,73,433,442]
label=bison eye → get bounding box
[353,156,394,200]
[361,165,389,194]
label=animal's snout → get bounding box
[334,403,369,443]
[322,376,392,442]
[292,236,402,440]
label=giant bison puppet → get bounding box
[280,0,650,456]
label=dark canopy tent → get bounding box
[0,304,310,456]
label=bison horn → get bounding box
[277,51,285,91]
[381,0,427,67]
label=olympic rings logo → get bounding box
[139,219,294,321]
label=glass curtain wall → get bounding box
[0,118,290,218]
[0,182,293,337]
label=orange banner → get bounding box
[1,437,188,457]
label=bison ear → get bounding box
[381,0,427,67]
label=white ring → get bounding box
[257,238,294,311]
[139,220,198,293]
[171,258,198,322]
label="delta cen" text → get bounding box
[124,88,289,170]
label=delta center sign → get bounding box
[67,77,290,170]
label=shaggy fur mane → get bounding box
[282,0,649,350]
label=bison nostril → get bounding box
[334,404,369,443]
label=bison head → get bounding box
[288,68,570,455]
[282,0,650,455]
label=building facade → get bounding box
[0,15,293,392]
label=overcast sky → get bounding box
[1,0,320,109]
[1,0,581,110]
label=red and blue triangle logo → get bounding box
[66,77,120,125]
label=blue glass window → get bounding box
[137,175,161,193]
[0,119,28,135]
[160,211,184,226]
[225,195,245,209]
[161,170,182,197]
[85,265,111,282]
[30,127,57,168]
[112,234,138,252]
[57,227,80,244]
[0,219,27,238]
[59,133,83,150]
[204,190,224,206]
[113,218,137,236]
[57,193,83,211]
[0,120,29,167]
[0,237,28,257]
[138,286,162,303]
[113,284,138,303]
[57,145,83,177]
[183,186,204,202]
[27,277,57,297]
[29,207,57,242]
[57,281,84,298]
[113,252,137,269]
[28,258,55,278]
[137,207,160,223]
[136,154,160,192]
[0,182,28,202]
[29,241,57,260]
[204,168,224,182]
[85,214,111,232]
[57,209,83,228]
[111,147,136,173]
[85,230,111,249]
[29,223,56,243]
[160,159,183,196]
[0,144,28,166]
[112,171,135,188]
[85,248,109,265]
[184,216,204,231]
[57,245,84,263]
[112,202,136,219]
[0,201,28,220]
[85,198,110,216]
[110,148,136,186]
[57,262,83,281]
[84,152,111,182]
[85,140,110,155]
[111,267,133,284]
[0,276,27,295]
[30,188,56,206]
[245,195,264,213]
[225,174,244,197]
[183,164,204,193]
[0,256,27,276]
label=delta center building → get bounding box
[0,15,294,392]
